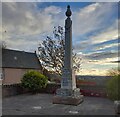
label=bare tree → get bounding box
[38,26,82,75]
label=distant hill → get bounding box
[76,75,111,79]
[76,75,112,86]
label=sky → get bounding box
[1,2,119,76]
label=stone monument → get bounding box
[53,5,83,105]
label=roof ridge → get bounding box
[2,48,35,54]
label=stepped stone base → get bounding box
[53,95,83,106]
[53,88,84,106]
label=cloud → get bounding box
[84,51,119,60]
[90,20,118,45]
[72,2,117,54]
[44,6,61,15]
[78,55,118,75]
[95,43,118,51]
[77,68,109,76]
[2,2,62,52]
[73,40,89,52]
[2,2,56,35]
[2,2,117,53]
[72,2,117,36]
[86,57,119,65]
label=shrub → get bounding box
[106,68,120,100]
[21,70,48,93]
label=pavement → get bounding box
[2,93,116,115]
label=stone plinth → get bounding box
[61,69,76,90]
[53,69,83,105]
[53,88,83,105]
[53,95,83,106]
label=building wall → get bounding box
[2,68,42,85]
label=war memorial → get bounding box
[53,5,84,105]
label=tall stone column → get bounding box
[53,5,83,105]
[64,5,72,70]
[61,5,76,90]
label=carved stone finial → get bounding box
[66,5,72,17]
[67,5,70,9]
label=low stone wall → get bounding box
[2,84,28,98]
[2,83,60,98]
[2,83,107,98]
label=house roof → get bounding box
[2,48,42,69]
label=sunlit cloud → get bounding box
[95,43,118,51]
[90,27,118,45]
[77,68,109,76]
